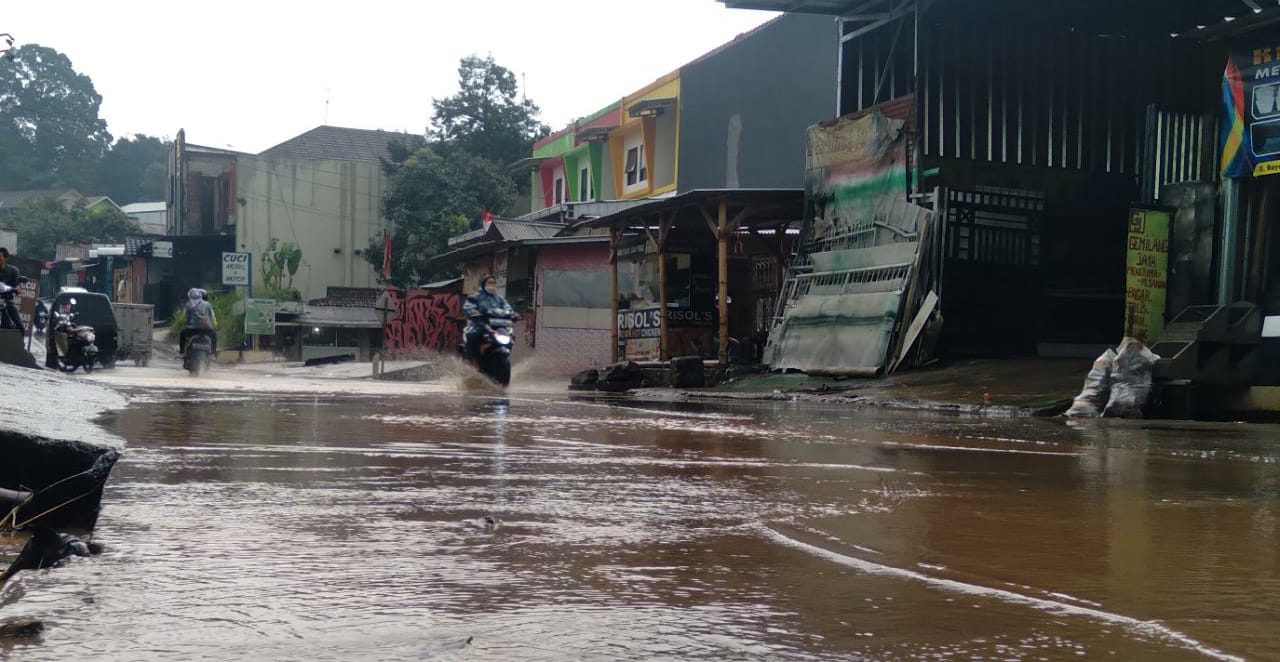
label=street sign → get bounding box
[244,298,276,336]
[221,252,250,287]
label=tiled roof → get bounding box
[260,126,423,164]
[0,189,82,208]
[307,287,381,308]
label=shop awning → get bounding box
[573,188,804,233]
[276,305,382,329]
[720,0,1280,40]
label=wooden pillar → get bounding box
[774,223,789,294]
[656,213,672,361]
[717,200,729,366]
[609,225,620,362]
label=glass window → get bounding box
[625,147,639,186]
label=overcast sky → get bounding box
[3,1,779,153]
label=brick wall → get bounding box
[527,326,612,376]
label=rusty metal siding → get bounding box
[1141,106,1216,203]
[840,20,1210,177]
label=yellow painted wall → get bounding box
[611,73,681,199]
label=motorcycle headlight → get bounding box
[84,332,96,343]
[494,333,513,346]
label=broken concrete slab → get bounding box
[0,329,36,369]
[0,363,125,532]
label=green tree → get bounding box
[260,238,303,298]
[366,144,516,285]
[2,197,140,260]
[97,135,169,205]
[367,56,547,286]
[429,55,549,168]
[0,44,112,190]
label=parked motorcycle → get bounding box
[47,300,99,373]
[464,305,517,386]
[183,330,213,376]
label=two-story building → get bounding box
[167,125,421,306]
[527,13,838,211]
[436,13,836,375]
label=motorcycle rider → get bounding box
[0,247,23,332]
[462,275,516,359]
[178,288,217,358]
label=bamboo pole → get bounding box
[657,217,669,361]
[718,200,729,366]
[610,226,620,362]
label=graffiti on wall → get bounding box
[382,287,462,356]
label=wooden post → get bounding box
[610,225,620,362]
[717,200,729,366]
[657,214,670,361]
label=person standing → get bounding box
[0,247,23,332]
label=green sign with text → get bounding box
[244,298,276,336]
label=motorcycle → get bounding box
[183,330,213,376]
[0,276,28,330]
[464,305,518,386]
[47,300,99,373]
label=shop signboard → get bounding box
[1124,208,1170,344]
[221,251,251,287]
[244,298,276,336]
[1222,44,1280,177]
[617,306,716,361]
[9,256,40,338]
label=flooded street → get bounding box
[3,386,1279,661]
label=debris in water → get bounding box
[464,516,501,532]
[0,619,44,638]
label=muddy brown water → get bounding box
[2,390,1279,661]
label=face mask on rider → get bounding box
[484,284,496,295]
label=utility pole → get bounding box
[324,88,331,124]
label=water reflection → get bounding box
[1,395,1276,661]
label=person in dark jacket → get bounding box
[462,275,514,359]
[0,247,23,332]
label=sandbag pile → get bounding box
[1065,338,1160,419]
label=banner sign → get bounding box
[1124,208,1170,344]
[221,251,250,286]
[243,298,276,336]
[1221,45,1280,177]
[618,307,661,340]
[10,256,40,338]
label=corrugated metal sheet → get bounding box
[491,221,563,242]
[841,21,1210,177]
[768,195,933,374]
[1141,106,1215,203]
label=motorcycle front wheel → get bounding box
[486,353,511,387]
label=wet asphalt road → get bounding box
[2,372,1279,661]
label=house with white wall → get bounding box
[170,126,421,302]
